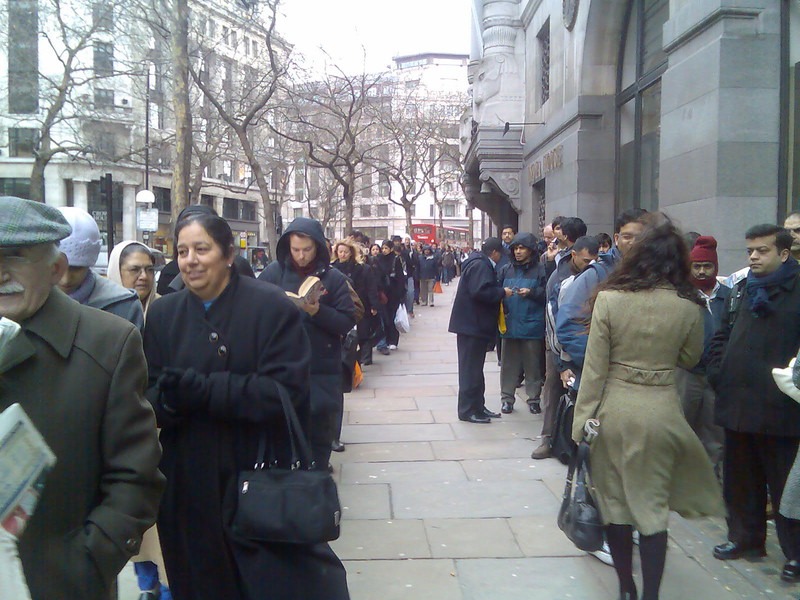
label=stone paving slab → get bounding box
[448,420,540,441]
[343,396,418,411]
[425,518,524,559]
[460,457,567,482]
[391,480,561,519]
[341,460,467,485]
[507,515,586,557]
[455,556,615,600]
[330,441,435,463]
[370,385,457,397]
[337,483,392,520]
[347,409,434,424]
[341,423,455,443]
[432,438,539,460]
[343,559,462,600]
[331,519,431,560]
[415,397,460,411]
[364,375,459,389]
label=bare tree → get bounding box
[188,0,287,252]
[169,0,192,219]
[275,63,387,233]
[2,0,145,201]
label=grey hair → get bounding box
[43,242,63,266]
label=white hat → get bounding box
[57,207,102,267]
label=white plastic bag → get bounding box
[394,304,411,333]
[773,358,800,403]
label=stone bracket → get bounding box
[663,5,763,54]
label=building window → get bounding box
[444,203,456,218]
[200,194,215,208]
[537,19,550,106]
[429,204,435,217]
[94,42,114,75]
[377,204,389,217]
[360,205,372,217]
[94,89,114,108]
[8,127,38,157]
[231,30,237,48]
[153,186,171,212]
[293,207,303,219]
[222,26,229,46]
[251,40,257,55]
[8,0,39,114]
[92,3,113,31]
[240,200,256,221]
[615,0,669,213]
[0,178,31,198]
[223,197,238,219]
[409,204,416,217]
[378,173,390,196]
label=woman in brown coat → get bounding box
[571,218,724,600]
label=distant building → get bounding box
[0,0,287,261]
[462,0,800,273]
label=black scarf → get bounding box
[745,257,800,317]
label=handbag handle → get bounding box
[255,382,315,470]
[562,441,592,501]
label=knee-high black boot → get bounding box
[639,531,668,600]
[606,524,637,599]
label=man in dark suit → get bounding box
[448,237,512,423]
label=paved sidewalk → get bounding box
[119,280,795,599]
[329,282,796,600]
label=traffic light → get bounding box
[100,173,114,250]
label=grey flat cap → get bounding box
[0,197,73,247]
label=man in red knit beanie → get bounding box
[675,235,730,472]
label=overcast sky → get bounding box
[279,0,471,73]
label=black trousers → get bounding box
[457,334,490,420]
[724,429,800,559]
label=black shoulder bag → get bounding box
[232,383,341,545]
[557,440,604,552]
[551,389,577,465]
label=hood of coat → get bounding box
[461,250,491,271]
[276,217,330,272]
[86,273,139,310]
[509,232,540,265]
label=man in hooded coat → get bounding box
[259,218,356,469]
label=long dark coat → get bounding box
[707,274,800,435]
[448,251,506,339]
[143,273,349,600]
[1,289,163,600]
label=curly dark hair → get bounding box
[588,214,704,315]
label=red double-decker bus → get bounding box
[410,224,470,249]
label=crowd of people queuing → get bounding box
[5,190,800,600]
[0,195,473,600]
[450,209,800,600]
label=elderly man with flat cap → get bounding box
[0,197,164,600]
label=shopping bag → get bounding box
[352,362,364,389]
[498,307,507,334]
[433,281,443,294]
[394,304,411,333]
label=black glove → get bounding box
[157,367,210,415]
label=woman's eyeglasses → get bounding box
[123,265,156,276]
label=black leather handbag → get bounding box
[557,441,604,552]
[232,383,341,545]
[551,390,577,465]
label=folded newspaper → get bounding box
[0,404,56,538]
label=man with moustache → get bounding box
[0,197,163,600]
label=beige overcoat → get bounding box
[572,288,725,535]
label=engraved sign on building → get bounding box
[528,145,564,183]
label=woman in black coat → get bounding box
[332,239,379,365]
[143,214,349,600]
[374,240,406,350]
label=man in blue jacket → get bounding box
[449,238,512,423]
[496,233,547,414]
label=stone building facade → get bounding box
[462,0,799,273]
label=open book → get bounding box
[285,276,326,308]
[0,404,56,538]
